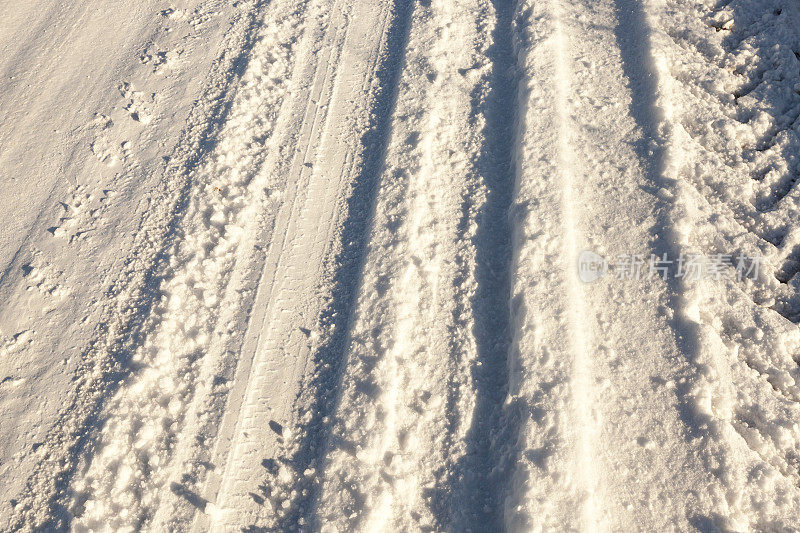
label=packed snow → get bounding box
[3,0,800,531]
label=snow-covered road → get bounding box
[3,0,800,530]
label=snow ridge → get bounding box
[648,0,800,527]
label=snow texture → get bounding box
[2,0,800,531]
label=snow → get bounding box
[3,0,800,531]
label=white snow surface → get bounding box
[2,0,800,531]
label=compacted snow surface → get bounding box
[3,0,800,531]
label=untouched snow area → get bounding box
[3,0,800,530]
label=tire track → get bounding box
[504,0,601,528]
[505,0,733,529]
[312,1,495,529]
[189,1,408,529]
[255,2,416,529]
[449,0,519,528]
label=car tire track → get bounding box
[192,1,406,529]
